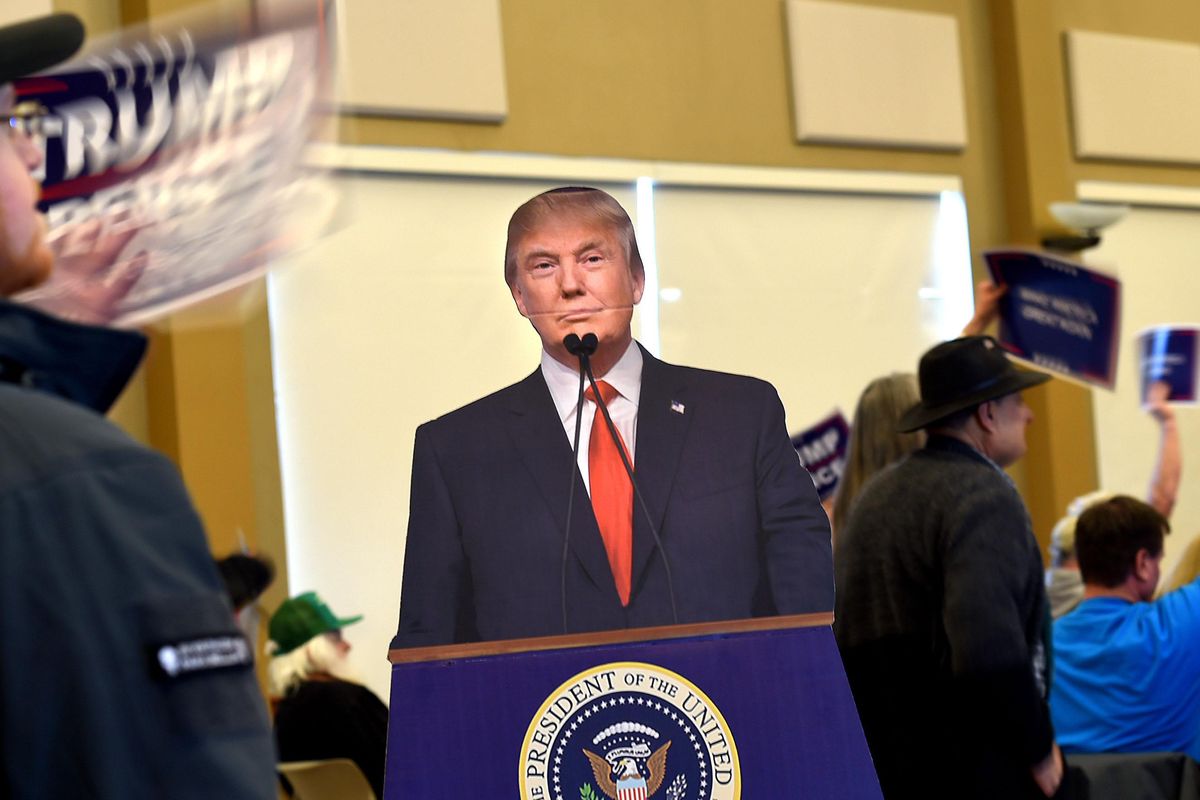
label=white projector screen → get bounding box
[652,185,973,434]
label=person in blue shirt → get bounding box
[1051,495,1200,761]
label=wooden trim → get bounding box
[1077,180,1200,210]
[119,0,150,26]
[387,612,834,665]
[303,144,961,197]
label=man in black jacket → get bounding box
[835,336,1063,799]
[0,15,276,799]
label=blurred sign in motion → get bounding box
[792,410,849,501]
[1138,325,1198,406]
[12,3,335,326]
[985,248,1122,390]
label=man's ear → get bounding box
[974,401,996,434]
[1134,548,1155,582]
[631,269,645,306]
[510,281,530,319]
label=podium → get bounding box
[384,614,881,799]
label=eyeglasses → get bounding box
[6,100,52,138]
[1,83,51,139]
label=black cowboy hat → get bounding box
[0,13,84,87]
[897,336,1051,433]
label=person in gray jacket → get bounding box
[835,336,1064,799]
[0,15,276,799]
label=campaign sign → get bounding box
[791,411,849,501]
[985,249,1121,389]
[11,8,333,327]
[1138,326,1199,405]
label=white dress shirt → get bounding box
[541,341,642,495]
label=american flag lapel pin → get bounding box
[670,400,686,415]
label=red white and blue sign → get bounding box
[985,249,1121,389]
[792,411,849,501]
[1138,326,1199,406]
[11,8,332,327]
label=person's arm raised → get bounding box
[1145,381,1181,518]
[961,279,1006,337]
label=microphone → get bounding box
[559,332,679,629]
[560,333,591,634]
[583,364,679,626]
[563,332,598,357]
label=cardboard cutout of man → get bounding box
[393,187,833,647]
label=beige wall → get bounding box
[52,0,119,34]
[340,0,1010,263]
[136,284,288,584]
[330,0,1147,549]
[55,0,1200,576]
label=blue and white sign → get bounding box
[792,411,850,501]
[1138,326,1199,406]
[985,249,1121,389]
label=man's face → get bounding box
[324,628,351,656]
[985,391,1034,467]
[0,86,53,296]
[509,214,644,367]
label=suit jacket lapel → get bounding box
[504,369,620,602]
[630,347,692,594]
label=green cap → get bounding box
[268,591,363,655]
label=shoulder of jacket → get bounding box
[0,387,165,496]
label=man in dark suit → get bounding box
[392,187,833,647]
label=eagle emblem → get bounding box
[519,663,738,800]
[583,741,671,800]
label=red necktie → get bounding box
[585,380,633,606]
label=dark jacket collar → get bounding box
[925,433,988,461]
[925,433,1013,482]
[0,299,146,413]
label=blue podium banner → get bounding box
[792,411,850,501]
[385,622,880,799]
[985,249,1121,389]
[1138,326,1199,406]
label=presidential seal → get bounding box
[520,662,739,800]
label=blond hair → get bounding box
[267,631,358,697]
[503,187,644,287]
[832,373,926,535]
